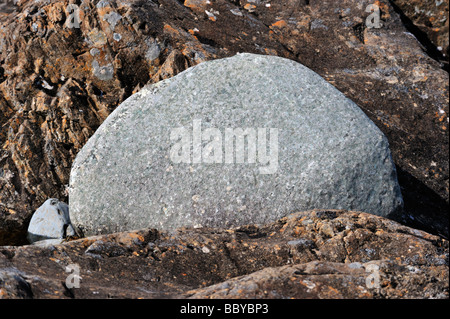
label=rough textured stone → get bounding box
[0,1,15,12]
[0,0,448,245]
[390,0,449,64]
[0,267,33,299]
[69,53,403,236]
[27,198,75,243]
[185,259,448,299]
[0,210,448,299]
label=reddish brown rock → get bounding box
[0,210,448,299]
[0,0,448,245]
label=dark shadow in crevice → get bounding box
[393,165,449,239]
[388,0,449,72]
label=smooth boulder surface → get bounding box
[69,53,403,236]
[27,199,75,244]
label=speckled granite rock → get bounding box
[68,53,403,236]
[0,210,447,299]
[0,1,16,15]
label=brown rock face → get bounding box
[0,211,448,299]
[390,0,449,64]
[0,0,449,245]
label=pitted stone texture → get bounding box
[69,53,403,236]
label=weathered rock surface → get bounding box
[0,0,448,245]
[186,259,446,299]
[0,210,448,299]
[69,53,403,237]
[390,0,449,64]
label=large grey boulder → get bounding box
[69,53,403,236]
[27,199,76,244]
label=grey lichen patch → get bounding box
[70,53,404,237]
[87,28,108,47]
[92,60,114,80]
[103,12,122,31]
[145,38,161,61]
[113,33,122,42]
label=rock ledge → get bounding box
[1,210,447,299]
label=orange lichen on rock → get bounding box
[270,20,287,28]
[184,0,209,12]
[163,24,181,37]
[244,3,256,11]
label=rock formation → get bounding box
[0,210,448,299]
[1,0,448,245]
[390,0,449,64]
[69,53,403,237]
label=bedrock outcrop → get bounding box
[0,210,447,299]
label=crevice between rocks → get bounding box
[388,0,449,72]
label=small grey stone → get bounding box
[84,240,127,258]
[69,53,403,236]
[27,198,75,244]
